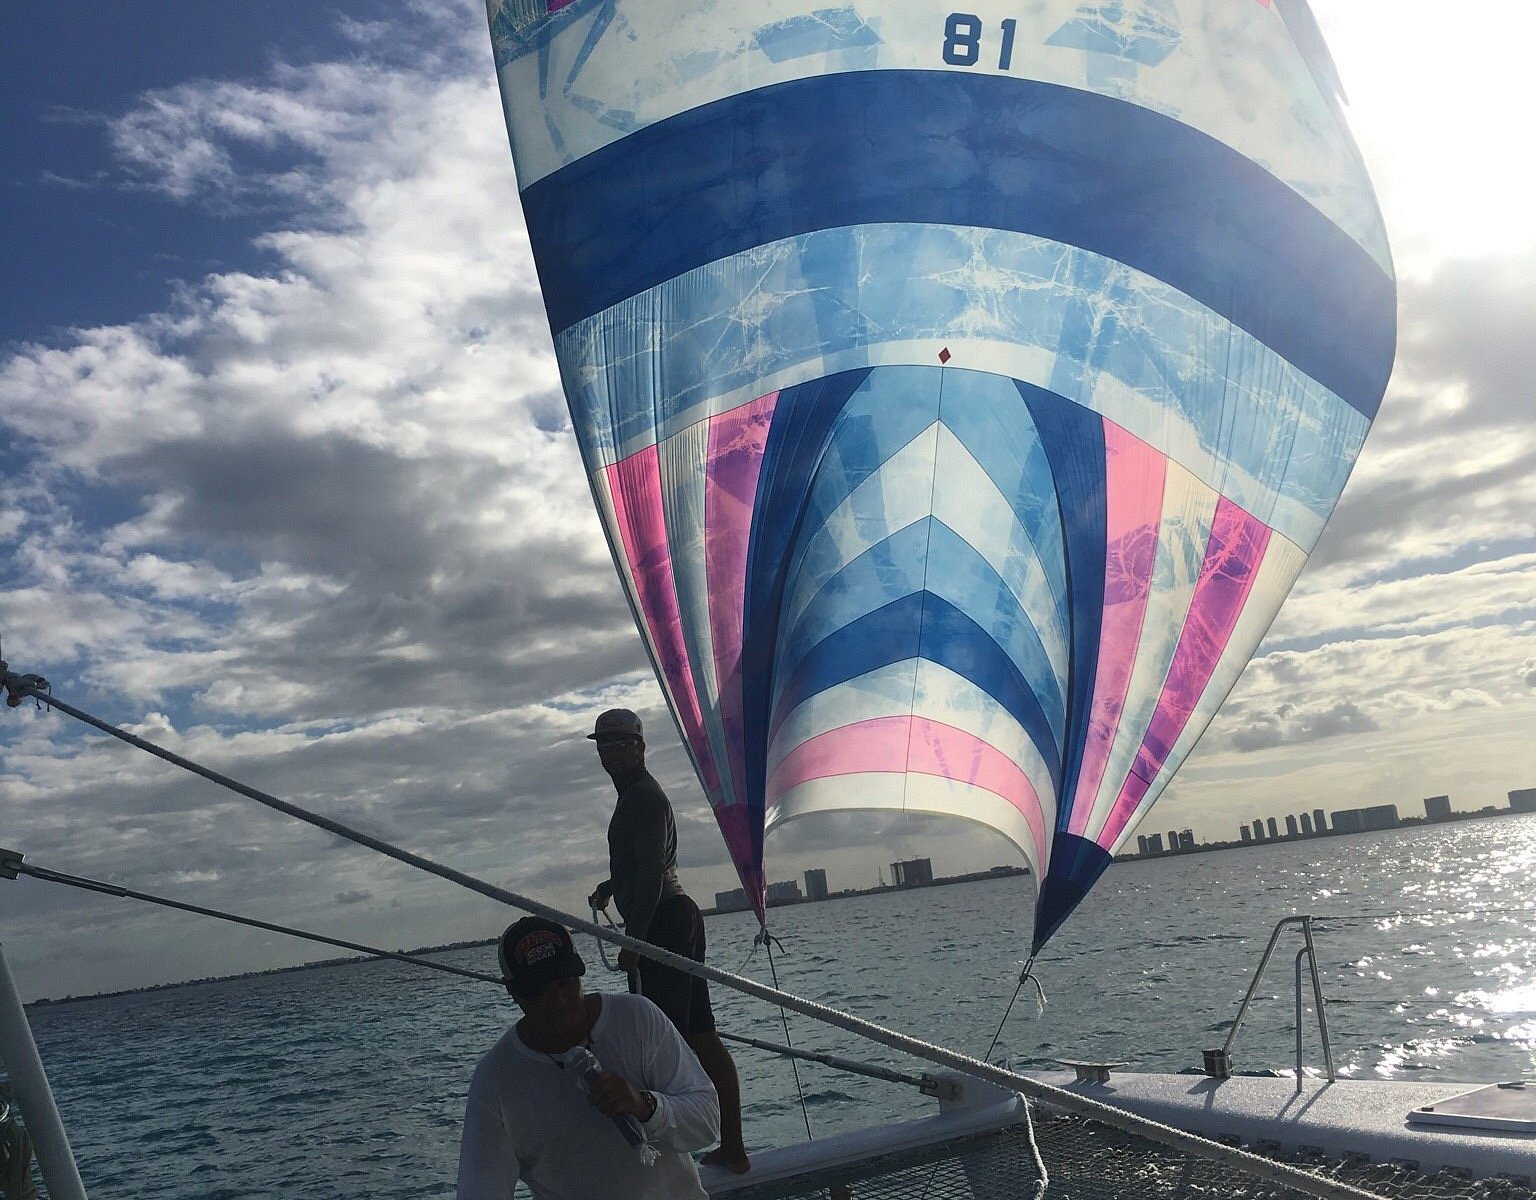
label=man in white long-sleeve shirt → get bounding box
[456,916,720,1200]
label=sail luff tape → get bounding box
[12,678,1384,1200]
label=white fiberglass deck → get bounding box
[1031,1071,1536,1184]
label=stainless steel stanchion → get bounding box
[0,944,88,1200]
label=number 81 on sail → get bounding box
[942,13,1019,69]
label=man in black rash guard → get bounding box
[586,708,750,1174]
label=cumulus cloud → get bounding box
[0,8,672,998]
[0,9,632,722]
[1229,700,1380,752]
[106,8,473,213]
[1302,248,1536,586]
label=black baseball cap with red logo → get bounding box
[586,708,643,742]
[499,916,586,996]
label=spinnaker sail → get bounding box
[486,0,1396,951]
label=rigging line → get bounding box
[982,954,1036,1066]
[766,937,814,1142]
[924,950,1043,1200]
[3,855,502,985]
[13,850,965,1077]
[13,847,966,1107]
[983,977,1026,1064]
[717,1031,929,1091]
[1,674,1387,1200]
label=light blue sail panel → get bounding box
[487,0,1396,945]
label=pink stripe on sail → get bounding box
[704,393,778,812]
[604,447,720,795]
[767,715,1048,860]
[1067,421,1165,835]
[1101,499,1272,845]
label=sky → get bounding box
[2,1,1534,1002]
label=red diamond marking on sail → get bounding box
[938,347,951,364]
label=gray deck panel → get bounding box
[1028,1071,1536,1182]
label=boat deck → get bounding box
[1030,1071,1536,1184]
[701,1071,1536,1198]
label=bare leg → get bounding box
[690,1030,750,1173]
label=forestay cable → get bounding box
[0,852,501,984]
[0,671,1388,1200]
[763,936,813,1142]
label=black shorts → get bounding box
[635,894,714,1038]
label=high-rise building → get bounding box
[1329,805,1398,834]
[1313,808,1327,833]
[804,868,829,900]
[890,858,934,888]
[1507,788,1536,814]
[1252,819,1265,842]
[1177,829,1195,850]
[1145,833,1165,854]
[1424,795,1452,821]
[1137,835,1149,855]
[714,888,749,912]
[1168,830,1178,852]
[766,880,803,904]
[1266,817,1278,840]
[1285,814,1299,837]
[1240,826,1252,844]
[1300,812,1314,835]
[1331,809,1364,834]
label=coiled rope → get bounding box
[0,669,1388,1200]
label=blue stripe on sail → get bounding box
[1020,385,1106,833]
[937,372,1069,642]
[1033,832,1113,953]
[768,591,1064,795]
[781,519,934,665]
[778,518,1067,748]
[785,370,943,565]
[924,523,1066,750]
[740,369,872,851]
[558,225,1368,551]
[524,69,1394,415]
[783,367,1068,645]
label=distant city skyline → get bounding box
[1130,785,1535,859]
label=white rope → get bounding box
[1020,1097,1050,1200]
[589,903,626,974]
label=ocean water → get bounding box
[23,815,1536,1198]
